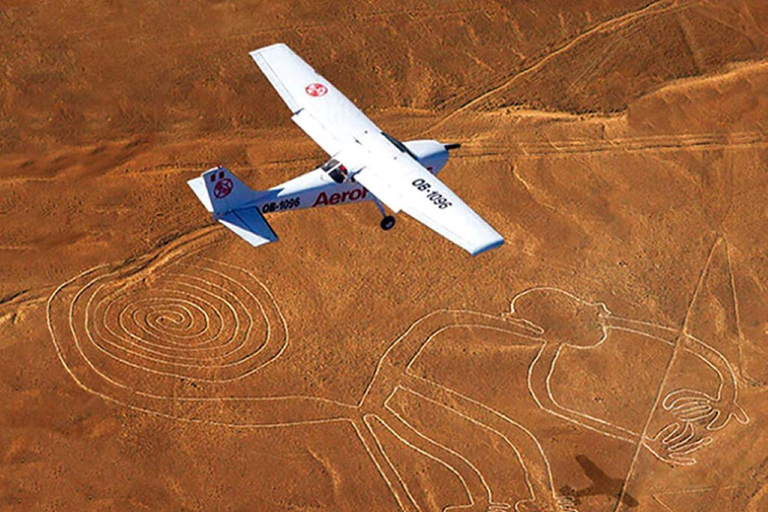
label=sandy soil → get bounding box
[2,1,768,511]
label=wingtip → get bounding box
[249,42,290,57]
[470,237,505,256]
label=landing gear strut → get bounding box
[373,197,396,231]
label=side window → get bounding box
[322,158,348,184]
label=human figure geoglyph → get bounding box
[48,242,749,512]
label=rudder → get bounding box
[201,166,261,219]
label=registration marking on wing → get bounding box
[411,178,453,209]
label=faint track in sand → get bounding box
[35,6,491,52]
[420,0,703,137]
[452,130,768,160]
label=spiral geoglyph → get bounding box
[47,238,289,420]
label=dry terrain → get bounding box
[2,1,768,511]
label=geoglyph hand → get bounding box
[643,422,712,466]
[662,389,749,431]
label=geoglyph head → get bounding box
[504,287,610,347]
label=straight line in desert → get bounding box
[423,0,700,135]
[612,236,724,512]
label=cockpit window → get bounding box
[382,132,417,159]
[321,158,348,184]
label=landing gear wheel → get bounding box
[380,216,396,231]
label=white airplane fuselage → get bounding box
[190,43,504,255]
[252,139,448,216]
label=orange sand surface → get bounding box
[2,1,768,510]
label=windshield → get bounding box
[321,158,341,171]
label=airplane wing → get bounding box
[354,155,504,256]
[249,43,503,256]
[250,43,380,156]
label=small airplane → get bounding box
[188,43,504,256]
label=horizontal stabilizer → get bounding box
[219,208,278,248]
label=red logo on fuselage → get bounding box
[213,178,233,199]
[305,83,328,97]
[313,187,368,207]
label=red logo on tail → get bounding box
[213,178,233,199]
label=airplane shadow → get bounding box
[560,454,639,508]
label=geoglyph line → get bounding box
[47,230,750,511]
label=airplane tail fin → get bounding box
[187,166,278,248]
[195,166,261,218]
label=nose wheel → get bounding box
[380,216,396,231]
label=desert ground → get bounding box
[2,1,768,511]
